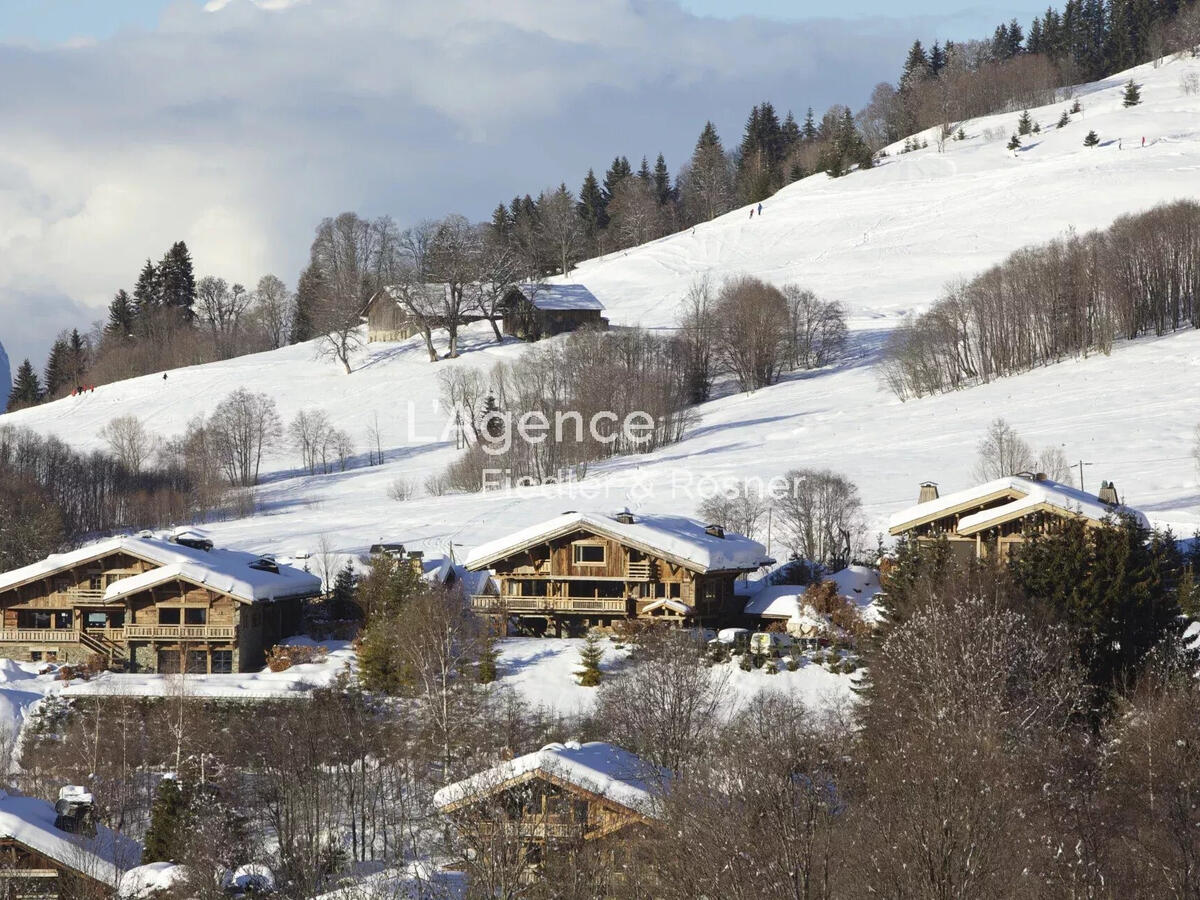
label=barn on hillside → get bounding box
[501,284,606,341]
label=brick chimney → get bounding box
[54,786,96,837]
[918,481,939,503]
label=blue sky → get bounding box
[0,0,1048,370]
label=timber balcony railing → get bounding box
[124,625,236,640]
[624,561,651,580]
[47,588,105,602]
[475,821,586,841]
[472,594,628,614]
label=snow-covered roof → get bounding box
[434,741,667,819]
[512,283,604,311]
[119,862,187,899]
[0,534,322,605]
[742,584,804,618]
[888,475,1146,534]
[0,790,140,887]
[640,598,694,616]
[464,511,770,574]
[743,565,883,619]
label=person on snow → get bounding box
[1142,136,1146,147]
[749,208,754,219]
[757,203,763,216]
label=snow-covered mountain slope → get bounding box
[3,56,1200,566]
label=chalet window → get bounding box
[186,651,208,674]
[184,608,208,626]
[157,650,181,674]
[668,582,681,599]
[29,651,41,663]
[85,612,107,629]
[572,543,606,565]
[158,607,181,625]
[211,650,233,674]
[18,611,52,629]
[54,611,71,629]
[89,575,103,591]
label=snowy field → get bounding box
[2,57,1200,719]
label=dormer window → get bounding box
[572,543,606,565]
[705,524,725,539]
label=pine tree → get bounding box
[577,169,608,236]
[801,107,818,141]
[1008,133,1023,150]
[142,777,192,863]
[1122,79,1141,107]
[929,41,947,74]
[132,259,161,323]
[106,289,136,338]
[577,632,603,686]
[477,632,499,684]
[490,203,512,240]
[652,153,673,206]
[1018,109,1034,135]
[7,359,42,411]
[1057,110,1070,128]
[330,561,357,620]
[636,156,652,183]
[42,338,70,398]
[158,241,197,318]
[603,156,632,202]
[1083,129,1100,146]
[900,40,930,88]
[290,262,323,344]
[66,330,88,387]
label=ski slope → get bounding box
[3,55,1200,578]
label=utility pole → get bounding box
[1075,459,1093,492]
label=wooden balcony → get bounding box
[625,561,651,580]
[124,625,236,640]
[0,629,77,643]
[476,821,585,841]
[472,595,628,615]
[48,589,105,602]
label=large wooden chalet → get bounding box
[435,741,665,883]
[888,474,1143,561]
[0,531,321,673]
[464,511,770,633]
[500,283,607,341]
[0,787,140,898]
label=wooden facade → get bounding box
[0,548,310,673]
[467,516,760,632]
[500,285,606,342]
[0,838,110,899]
[888,476,1124,562]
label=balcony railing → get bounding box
[625,561,651,580]
[0,629,76,643]
[124,625,236,640]
[472,595,628,614]
[475,821,585,841]
[47,589,105,602]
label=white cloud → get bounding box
[0,0,936,369]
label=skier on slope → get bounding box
[757,203,763,216]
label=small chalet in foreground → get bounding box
[500,283,606,341]
[888,474,1146,561]
[435,741,665,881]
[465,511,771,631]
[0,531,321,672]
[0,788,140,896]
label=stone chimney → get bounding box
[614,510,636,525]
[54,786,96,836]
[705,524,726,539]
[1098,481,1120,505]
[918,481,939,503]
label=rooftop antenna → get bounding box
[1074,459,1093,493]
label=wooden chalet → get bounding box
[0,531,321,673]
[434,741,665,883]
[0,788,140,898]
[464,511,771,633]
[500,283,606,341]
[888,474,1142,561]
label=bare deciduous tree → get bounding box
[973,417,1036,481]
[252,274,295,350]
[535,185,584,276]
[99,414,158,474]
[775,468,864,568]
[783,286,848,370]
[208,388,282,486]
[712,276,790,391]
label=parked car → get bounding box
[749,631,794,656]
[708,628,751,652]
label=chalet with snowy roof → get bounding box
[888,474,1145,561]
[500,283,607,341]
[435,741,666,880]
[464,511,771,633]
[0,529,321,673]
[0,787,140,897]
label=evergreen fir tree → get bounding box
[132,260,161,323]
[929,41,947,74]
[290,263,323,344]
[1083,129,1100,146]
[1122,78,1141,107]
[602,156,632,202]
[652,153,673,206]
[801,107,818,141]
[66,330,88,387]
[576,169,608,236]
[477,632,499,684]
[330,561,358,620]
[42,338,70,398]
[1008,133,1023,150]
[142,777,192,863]
[7,359,42,411]
[636,155,652,183]
[157,241,196,318]
[1070,98,1083,114]
[490,203,512,239]
[900,39,930,88]
[781,111,801,155]
[1018,109,1034,135]
[1057,110,1071,128]
[106,289,136,338]
[577,631,603,686]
